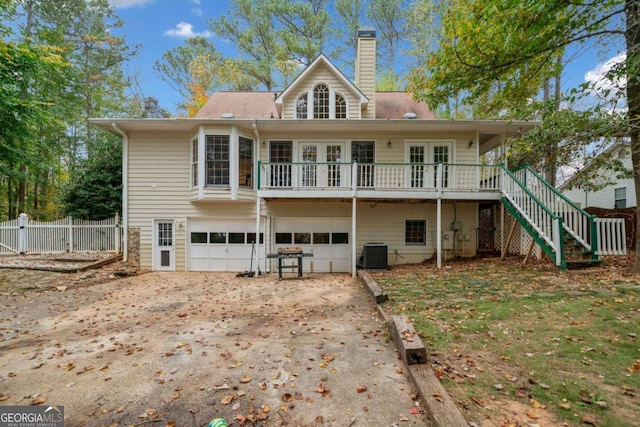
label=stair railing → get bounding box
[501,166,564,266]
[512,165,596,256]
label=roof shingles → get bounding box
[196,91,435,120]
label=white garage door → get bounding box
[272,218,351,273]
[188,218,265,272]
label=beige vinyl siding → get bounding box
[259,131,479,164]
[265,200,478,266]
[355,201,478,264]
[128,131,261,270]
[355,36,376,119]
[281,63,361,119]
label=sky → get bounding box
[107,0,627,116]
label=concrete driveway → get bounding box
[0,271,428,426]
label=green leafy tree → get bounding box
[408,0,640,272]
[366,0,407,77]
[333,0,366,78]
[62,135,122,220]
[208,0,331,91]
[0,0,68,220]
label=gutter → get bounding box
[111,123,128,262]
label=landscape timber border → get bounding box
[358,269,469,427]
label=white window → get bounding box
[191,138,198,188]
[239,137,253,188]
[615,187,626,209]
[313,84,329,118]
[335,93,347,118]
[206,135,230,186]
[296,94,308,119]
[294,84,348,119]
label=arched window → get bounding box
[313,84,329,118]
[335,93,347,119]
[296,94,308,119]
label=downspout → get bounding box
[111,123,128,262]
[436,164,443,268]
[253,120,262,277]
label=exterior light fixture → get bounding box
[387,140,392,149]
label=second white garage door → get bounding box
[272,217,351,273]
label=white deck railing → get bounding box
[501,167,562,265]
[259,162,502,192]
[513,166,626,256]
[595,218,627,255]
[0,214,121,254]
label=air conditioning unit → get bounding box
[363,243,388,269]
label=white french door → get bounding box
[406,141,452,189]
[298,142,344,187]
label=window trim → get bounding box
[294,83,348,119]
[205,135,230,187]
[405,219,427,246]
[614,186,627,209]
[239,136,254,189]
[191,138,198,188]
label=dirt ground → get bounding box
[0,256,429,427]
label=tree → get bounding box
[0,0,68,220]
[208,0,331,91]
[333,0,366,78]
[409,0,640,272]
[62,135,122,220]
[366,0,407,76]
[1,0,137,220]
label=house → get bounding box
[560,141,636,210]
[91,29,625,275]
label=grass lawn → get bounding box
[371,255,640,427]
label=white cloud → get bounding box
[108,0,153,8]
[164,22,212,38]
[584,52,627,102]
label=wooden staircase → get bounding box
[501,165,603,270]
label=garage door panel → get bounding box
[272,218,351,273]
[188,219,263,272]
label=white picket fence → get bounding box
[0,213,121,254]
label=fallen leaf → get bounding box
[221,395,234,405]
[0,395,9,401]
[282,393,293,402]
[471,397,485,407]
[525,409,539,419]
[241,375,251,383]
[356,385,367,393]
[30,397,46,405]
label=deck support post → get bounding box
[255,196,262,277]
[352,196,357,278]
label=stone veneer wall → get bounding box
[127,228,141,268]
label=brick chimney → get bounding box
[355,27,376,119]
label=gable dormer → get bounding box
[274,54,369,119]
